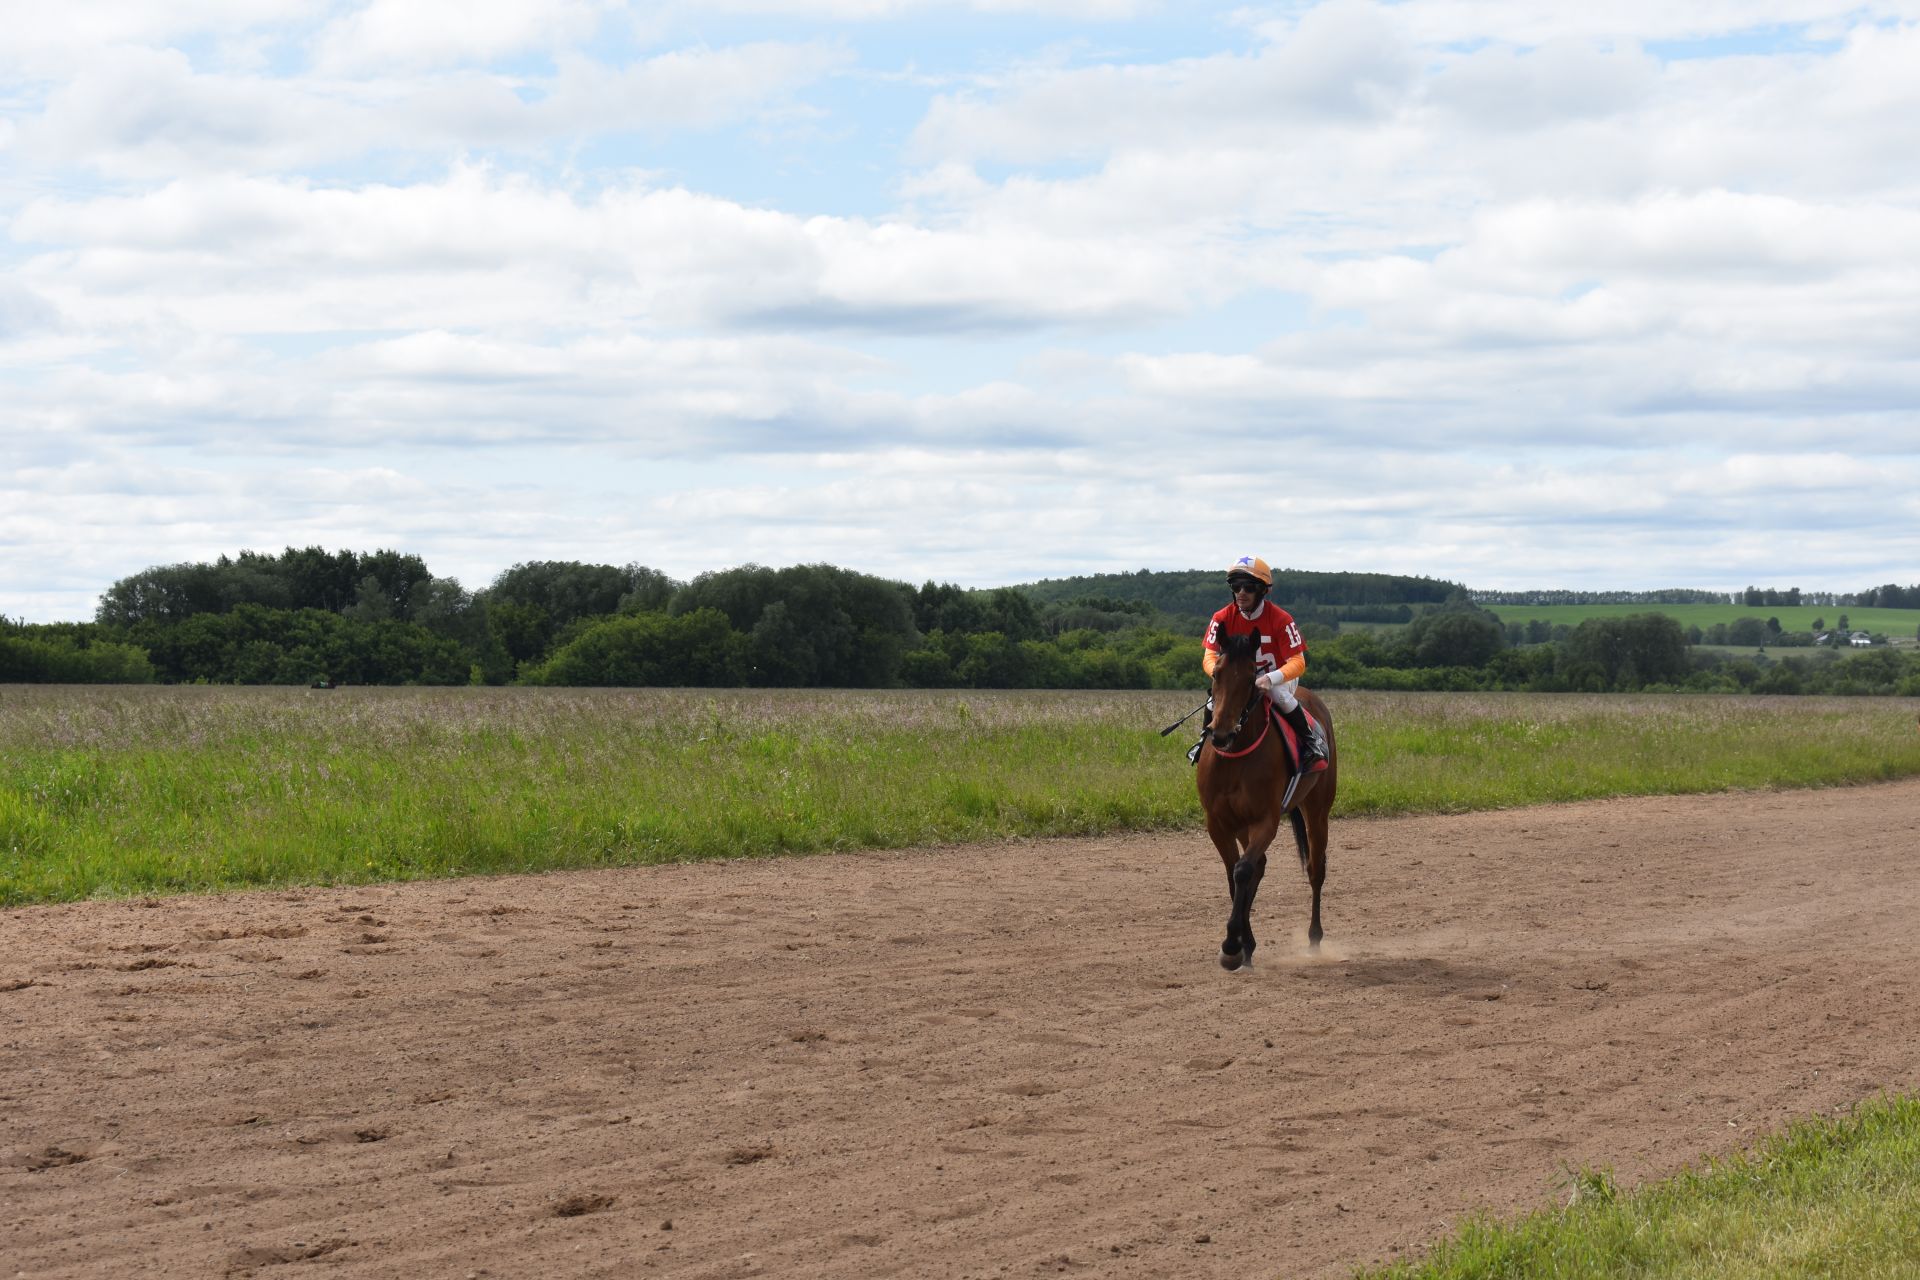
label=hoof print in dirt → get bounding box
[226,1239,346,1272]
[725,1143,775,1166]
[25,1146,90,1172]
[552,1193,616,1218]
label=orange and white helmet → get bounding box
[1226,555,1272,586]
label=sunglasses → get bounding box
[1228,580,1261,594]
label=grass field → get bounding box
[1359,1095,1920,1280]
[5,685,1920,906]
[1481,602,1920,639]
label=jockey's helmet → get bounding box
[1226,555,1272,587]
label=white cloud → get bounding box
[0,280,61,339]
[313,0,609,72]
[1366,0,1920,48]
[542,42,852,130]
[904,11,1920,237]
[1426,38,1661,129]
[14,40,848,178]
[12,168,1220,337]
[0,1,326,77]
[688,0,1151,17]
[913,0,1414,164]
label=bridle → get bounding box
[1209,672,1272,759]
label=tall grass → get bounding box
[1358,1095,1920,1280]
[4,686,1918,905]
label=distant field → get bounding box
[1481,602,1920,637]
[6,685,1920,906]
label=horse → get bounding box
[1193,630,1338,971]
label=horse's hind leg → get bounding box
[1301,803,1329,950]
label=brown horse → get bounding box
[1194,630,1338,971]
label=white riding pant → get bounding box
[1263,676,1301,714]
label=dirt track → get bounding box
[6,780,1920,1279]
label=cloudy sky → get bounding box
[5,1,1919,621]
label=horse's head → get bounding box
[1209,630,1263,750]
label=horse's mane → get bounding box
[1218,630,1260,664]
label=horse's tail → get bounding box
[1288,806,1309,867]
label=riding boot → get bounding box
[1187,698,1213,766]
[1280,702,1326,768]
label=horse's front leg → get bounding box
[1229,819,1279,970]
[1204,817,1247,970]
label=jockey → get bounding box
[1199,555,1326,767]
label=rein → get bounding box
[1210,692,1272,759]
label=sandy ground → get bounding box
[5,779,1920,1280]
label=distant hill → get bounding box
[1016,568,1466,619]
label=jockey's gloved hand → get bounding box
[1253,671,1279,690]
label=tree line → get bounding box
[2,551,1179,688]
[1471,588,1727,606]
[4,550,1918,697]
[1022,568,1463,619]
[1312,608,1920,696]
[1472,584,1920,609]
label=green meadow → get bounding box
[4,684,1919,906]
[1481,602,1920,638]
[1359,1096,1920,1280]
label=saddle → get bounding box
[1274,707,1330,775]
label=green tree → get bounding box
[1399,608,1505,668]
[1559,614,1689,690]
[955,632,1031,687]
[97,546,432,624]
[976,588,1041,641]
[341,575,396,622]
[96,562,227,625]
[278,546,363,612]
[911,582,985,634]
[122,604,464,685]
[672,564,917,686]
[899,641,958,687]
[0,625,155,682]
[486,601,552,671]
[521,609,748,686]
[617,566,678,614]
[351,549,434,618]
[487,561,675,630]
[407,578,483,641]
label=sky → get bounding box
[4,1,1919,622]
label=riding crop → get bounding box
[1159,698,1209,737]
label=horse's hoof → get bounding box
[1219,949,1243,971]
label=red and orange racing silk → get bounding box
[1201,600,1306,680]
